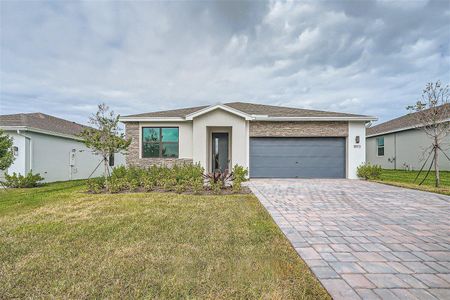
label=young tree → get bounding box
[407,81,450,187]
[80,104,131,188]
[0,129,15,171]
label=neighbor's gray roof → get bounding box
[0,112,89,137]
[367,103,450,137]
[123,102,370,118]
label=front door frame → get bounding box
[210,131,230,172]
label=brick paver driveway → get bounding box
[248,179,450,300]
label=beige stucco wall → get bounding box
[124,110,248,171]
[366,128,450,171]
[4,132,27,176]
[192,109,248,172]
[347,122,367,179]
[249,121,348,137]
[366,134,396,169]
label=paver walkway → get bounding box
[248,179,450,300]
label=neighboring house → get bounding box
[119,102,376,179]
[366,105,450,171]
[0,113,125,182]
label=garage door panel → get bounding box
[250,166,344,178]
[250,137,345,178]
[251,146,344,157]
[252,138,341,146]
[250,156,344,168]
[250,150,344,158]
[250,147,345,155]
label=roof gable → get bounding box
[185,104,253,120]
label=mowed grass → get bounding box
[375,169,450,196]
[0,181,329,299]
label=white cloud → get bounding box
[0,0,449,125]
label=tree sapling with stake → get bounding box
[79,103,131,189]
[407,81,450,187]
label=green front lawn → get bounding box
[375,169,450,196]
[0,181,329,299]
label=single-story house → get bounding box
[366,104,450,171]
[119,102,376,179]
[0,113,125,182]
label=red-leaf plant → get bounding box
[203,169,234,187]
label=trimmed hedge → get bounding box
[357,163,382,180]
[87,164,248,194]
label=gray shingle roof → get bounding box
[367,103,450,136]
[0,113,89,137]
[123,102,370,119]
[125,105,208,118]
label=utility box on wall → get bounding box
[70,149,76,167]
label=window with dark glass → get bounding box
[142,127,179,158]
[377,137,384,156]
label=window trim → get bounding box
[141,127,179,158]
[376,137,385,157]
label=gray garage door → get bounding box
[250,137,346,178]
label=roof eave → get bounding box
[0,126,84,141]
[119,115,377,123]
[367,127,413,138]
[119,117,187,122]
[254,116,378,122]
[367,117,450,138]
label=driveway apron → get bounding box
[248,179,450,300]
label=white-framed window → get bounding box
[376,137,384,156]
[141,127,179,158]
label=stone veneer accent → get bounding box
[249,121,348,137]
[125,122,193,168]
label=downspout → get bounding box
[394,133,397,170]
[16,129,33,172]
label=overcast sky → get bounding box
[1,0,449,125]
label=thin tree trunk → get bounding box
[434,138,440,187]
[104,156,109,190]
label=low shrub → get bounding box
[110,165,127,179]
[141,174,155,192]
[174,183,186,194]
[210,180,222,194]
[86,177,105,193]
[3,171,44,188]
[231,164,248,192]
[191,178,204,195]
[357,163,382,180]
[125,166,144,188]
[86,163,248,194]
[108,177,124,193]
[141,165,159,191]
[162,177,177,191]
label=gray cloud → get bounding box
[0,0,449,125]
